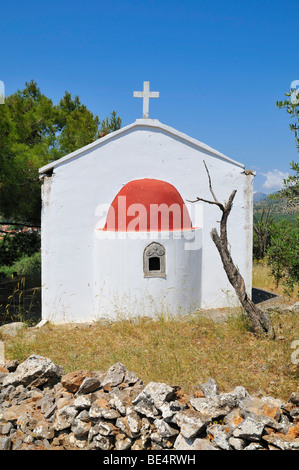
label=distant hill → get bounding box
[254,193,298,223]
[253,191,268,203]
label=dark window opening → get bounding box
[143,242,166,278]
[149,256,160,271]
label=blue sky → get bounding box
[0,0,298,193]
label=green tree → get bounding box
[266,219,299,293]
[100,110,122,137]
[276,86,299,208]
[56,91,100,155]
[0,231,40,266]
[0,81,58,224]
[0,81,122,226]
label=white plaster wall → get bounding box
[41,122,253,323]
[93,231,202,320]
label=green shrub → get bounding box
[0,231,40,266]
[0,264,17,279]
[0,252,41,285]
[266,219,299,292]
[13,252,41,281]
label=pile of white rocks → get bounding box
[0,355,298,451]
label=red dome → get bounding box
[103,179,193,232]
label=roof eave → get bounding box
[39,119,244,175]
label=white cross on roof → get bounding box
[133,81,159,119]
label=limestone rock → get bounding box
[175,409,210,439]
[32,423,55,440]
[126,406,142,435]
[224,408,244,433]
[240,396,285,432]
[76,376,101,395]
[2,355,63,389]
[244,442,265,450]
[289,392,299,406]
[190,397,230,419]
[71,416,91,438]
[109,385,143,415]
[98,421,118,437]
[200,378,219,399]
[116,416,136,438]
[0,322,26,337]
[1,354,298,451]
[101,362,126,390]
[61,370,93,393]
[217,386,250,409]
[73,394,92,410]
[92,434,114,450]
[89,398,120,420]
[132,382,176,418]
[159,399,185,423]
[37,394,56,419]
[0,436,11,450]
[53,405,78,431]
[233,416,264,441]
[174,433,219,450]
[207,423,230,450]
[115,433,133,450]
[228,436,246,450]
[262,433,299,450]
[154,418,179,439]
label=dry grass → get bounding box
[3,308,298,401]
[1,262,298,401]
[252,261,298,303]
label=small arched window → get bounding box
[143,242,166,278]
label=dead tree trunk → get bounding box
[189,162,275,339]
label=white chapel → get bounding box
[39,82,254,324]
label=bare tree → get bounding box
[189,162,275,339]
[253,209,273,260]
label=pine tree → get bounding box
[0,81,122,225]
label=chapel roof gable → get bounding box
[39,119,244,176]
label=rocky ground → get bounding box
[0,355,298,451]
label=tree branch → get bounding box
[189,162,275,339]
[0,222,41,229]
[203,160,224,208]
[187,196,222,208]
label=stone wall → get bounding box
[0,355,298,451]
